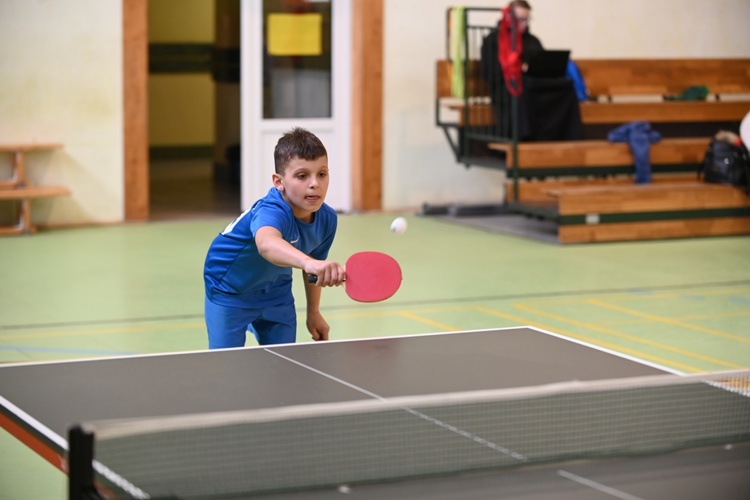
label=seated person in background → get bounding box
[480,0,583,141]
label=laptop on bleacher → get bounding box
[525,50,570,78]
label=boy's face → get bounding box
[272,155,330,222]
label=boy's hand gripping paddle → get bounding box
[307,251,402,303]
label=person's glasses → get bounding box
[516,16,531,23]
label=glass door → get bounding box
[241,0,351,211]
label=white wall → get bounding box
[382,0,750,211]
[0,0,123,226]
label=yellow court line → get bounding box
[587,299,750,344]
[337,303,742,371]
[598,309,750,323]
[324,306,470,320]
[0,305,471,342]
[612,287,750,300]
[677,310,750,320]
[472,306,705,373]
[400,306,709,372]
[396,311,461,331]
[526,286,750,305]
[0,322,205,341]
[572,310,750,329]
[508,304,744,370]
[318,310,402,320]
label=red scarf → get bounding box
[498,6,523,96]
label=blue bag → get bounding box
[566,61,588,102]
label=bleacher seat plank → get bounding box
[436,60,485,99]
[447,100,748,127]
[0,144,64,153]
[0,143,63,189]
[0,185,71,200]
[0,185,71,235]
[580,101,749,124]
[575,58,750,97]
[445,102,494,127]
[545,182,749,215]
[546,182,750,243]
[506,175,698,204]
[559,218,750,244]
[438,59,750,100]
[489,137,709,170]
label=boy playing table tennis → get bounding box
[203,128,345,348]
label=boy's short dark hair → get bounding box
[274,127,328,174]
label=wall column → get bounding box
[123,0,149,220]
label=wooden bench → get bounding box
[488,137,710,178]
[487,137,750,243]
[437,59,750,129]
[0,144,70,235]
[436,60,493,127]
[577,59,750,126]
[485,139,750,243]
[0,186,72,235]
[543,181,750,244]
[435,57,750,243]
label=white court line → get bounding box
[557,470,644,500]
[264,348,528,462]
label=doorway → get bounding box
[241,0,351,211]
[123,0,383,221]
[147,0,241,221]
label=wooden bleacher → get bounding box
[0,144,70,235]
[577,59,750,127]
[436,59,750,129]
[545,181,750,244]
[435,8,750,243]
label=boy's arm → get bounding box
[255,226,344,287]
[256,225,337,342]
[303,276,329,341]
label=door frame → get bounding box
[122,0,383,219]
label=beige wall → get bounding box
[0,0,215,227]
[1,0,749,227]
[0,0,124,225]
[533,0,750,58]
[382,0,750,210]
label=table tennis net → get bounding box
[70,368,750,499]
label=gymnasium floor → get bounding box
[1,161,749,498]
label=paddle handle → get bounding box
[307,274,346,284]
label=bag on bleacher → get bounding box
[699,131,750,193]
[566,60,589,102]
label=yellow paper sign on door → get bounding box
[267,13,322,56]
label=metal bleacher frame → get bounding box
[432,7,529,217]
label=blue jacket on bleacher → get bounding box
[608,121,662,184]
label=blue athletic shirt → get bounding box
[204,187,337,308]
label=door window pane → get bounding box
[262,0,332,119]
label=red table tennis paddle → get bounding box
[307,251,402,303]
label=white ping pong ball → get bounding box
[390,217,408,235]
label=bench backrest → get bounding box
[437,58,750,98]
[575,59,750,96]
[436,60,486,98]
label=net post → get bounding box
[68,425,103,500]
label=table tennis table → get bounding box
[1,326,749,499]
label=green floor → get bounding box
[2,214,750,498]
